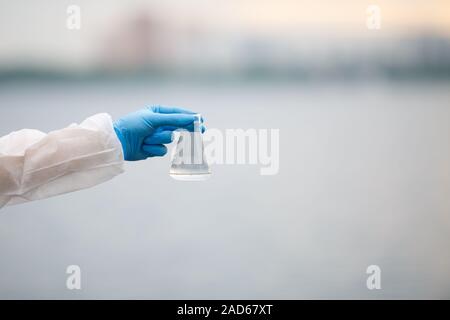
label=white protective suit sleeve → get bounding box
[0,113,124,208]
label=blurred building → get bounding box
[0,1,449,80]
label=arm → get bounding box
[0,106,204,209]
[0,113,124,208]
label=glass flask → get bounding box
[169,114,211,181]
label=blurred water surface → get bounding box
[0,80,450,299]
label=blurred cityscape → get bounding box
[93,11,450,80]
[0,1,449,81]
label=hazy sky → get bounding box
[0,0,449,68]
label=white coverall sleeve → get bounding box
[0,113,124,208]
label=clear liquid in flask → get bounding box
[169,114,211,181]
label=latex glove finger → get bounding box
[142,144,168,157]
[144,112,197,128]
[144,131,174,145]
[157,123,206,133]
[149,105,197,115]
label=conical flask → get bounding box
[169,114,211,181]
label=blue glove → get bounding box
[113,106,205,161]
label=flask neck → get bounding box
[194,114,202,133]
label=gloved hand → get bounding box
[113,106,205,161]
